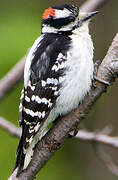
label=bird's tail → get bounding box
[11,124,47,178]
[13,123,29,176]
[10,119,49,179]
[8,124,28,180]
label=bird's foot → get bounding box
[68,129,78,138]
[93,60,110,86]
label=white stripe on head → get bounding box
[54,8,71,19]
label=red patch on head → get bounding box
[43,8,55,20]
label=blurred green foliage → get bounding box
[0,1,118,180]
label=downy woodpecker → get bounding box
[13,4,98,176]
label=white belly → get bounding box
[55,28,94,115]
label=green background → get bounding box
[0,0,118,180]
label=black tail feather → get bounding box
[13,123,29,176]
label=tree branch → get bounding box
[0,56,25,101]
[14,34,118,180]
[0,117,21,138]
[1,115,118,150]
[80,0,109,12]
[2,116,118,150]
[76,129,118,148]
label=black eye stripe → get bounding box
[43,16,75,29]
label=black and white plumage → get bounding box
[12,4,98,177]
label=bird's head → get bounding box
[42,4,98,34]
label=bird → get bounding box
[12,4,98,177]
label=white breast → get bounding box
[55,22,94,115]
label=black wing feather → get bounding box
[15,33,71,173]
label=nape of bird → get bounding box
[11,4,98,177]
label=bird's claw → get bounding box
[93,60,110,86]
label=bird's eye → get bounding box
[69,15,76,21]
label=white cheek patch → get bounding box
[54,9,71,19]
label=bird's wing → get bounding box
[15,33,71,173]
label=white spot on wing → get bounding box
[54,91,59,96]
[47,78,58,85]
[51,64,58,71]
[51,87,57,91]
[24,119,34,125]
[41,80,46,87]
[29,128,34,133]
[57,53,63,59]
[21,89,24,93]
[28,81,35,91]
[51,53,66,72]
[26,136,33,144]
[25,96,30,102]
[59,76,64,83]
[24,107,46,119]
[31,95,53,108]
[20,93,24,100]
[34,122,40,132]
[19,103,22,110]
[38,111,46,118]
[24,108,38,117]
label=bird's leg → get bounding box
[68,123,85,138]
[68,128,78,138]
[93,60,110,86]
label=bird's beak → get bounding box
[78,11,99,22]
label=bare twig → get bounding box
[95,145,118,176]
[76,130,118,148]
[0,117,21,138]
[1,117,118,150]
[80,0,108,12]
[0,56,25,101]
